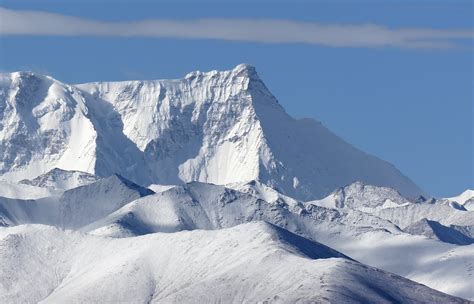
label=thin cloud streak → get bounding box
[1,7,473,49]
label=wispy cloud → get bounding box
[1,7,472,49]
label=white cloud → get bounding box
[0,7,472,49]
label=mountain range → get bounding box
[0,65,472,303]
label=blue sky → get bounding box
[0,0,472,197]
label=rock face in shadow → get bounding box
[404,218,474,245]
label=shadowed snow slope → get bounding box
[0,223,467,304]
[404,218,473,245]
[0,65,422,200]
[0,175,153,229]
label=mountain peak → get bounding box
[7,71,58,86]
[183,63,260,83]
[232,63,258,76]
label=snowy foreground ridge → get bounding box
[0,65,473,303]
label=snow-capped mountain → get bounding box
[0,65,423,200]
[0,65,472,302]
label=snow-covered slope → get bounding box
[0,177,471,299]
[0,72,97,181]
[0,174,153,229]
[226,179,303,212]
[0,179,54,199]
[310,182,473,228]
[83,182,400,238]
[447,190,474,211]
[0,65,422,200]
[447,189,474,205]
[373,200,473,228]
[0,223,467,304]
[307,181,412,211]
[147,183,176,193]
[331,228,474,300]
[19,168,99,191]
[308,182,474,243]
[463,199,474,211]
[79,181,474,299]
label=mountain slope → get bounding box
[373,200,473,228]
[0,223,467,304]
[0,179,54,200]
[0,65,423,200]
[309,182,473,230]
[18,168,99,191]
[307,181,412,211]
[447,190,474,211]
[404,218,473,245]
[0,72,97,181]
[0,175,153,229]
[80,181,474,299]
[83,181,400,238]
